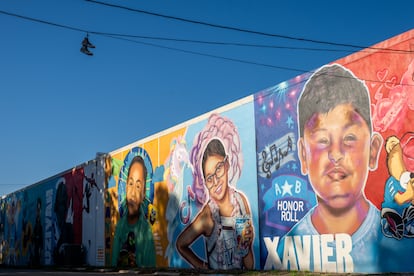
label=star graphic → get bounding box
[286,116,294,129]
[291,163,298,172]
[281,180,293,196]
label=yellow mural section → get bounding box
[144,128,187,266]
[105,126,187,267]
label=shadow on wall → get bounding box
[105,189,118,266]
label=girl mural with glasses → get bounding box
[176,113,254,270]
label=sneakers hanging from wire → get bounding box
[80,33,95,56]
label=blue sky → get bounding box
[0,0,413,196]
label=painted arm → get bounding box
[240,192,254,269]
[395,177,414,205]
[176,206,211,269]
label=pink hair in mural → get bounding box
[190,113,243,205]
[372,59,414,133]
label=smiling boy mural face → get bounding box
[112,153,156,268]
[266,64,386,273]
[126,157,147,224]
[295,64,383,234]
[298,103,382,211]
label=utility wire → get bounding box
[105,34,310,73]
[0,9,357,54]
[0,9,411,55]
[0,9,86,33]
[1,8,413,87]
[106,34,411,55]
[109,34,357,53]
[108,35,414,88]
[85,0,414,54]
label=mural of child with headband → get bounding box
[176,113,254,270]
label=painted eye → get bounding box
[344,134,356,141]
[344,134,357,145]
[317,138,329,145]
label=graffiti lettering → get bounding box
[263,234,353,272]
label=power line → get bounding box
[105,34,309,73]
[1,8,414,87]
[109,34,357,54]
[107,35,414,88]
[85,0,414,54]
[0,9,412,56]
[0,9,86,33]
[0,9,355,54]
[0,9,340,70]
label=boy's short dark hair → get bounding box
[298,64,372,137]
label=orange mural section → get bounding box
[151,128,188,266]
[105,127,187,267]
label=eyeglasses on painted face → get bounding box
[205,155,228,190]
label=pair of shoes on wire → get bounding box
[80,35,95,56]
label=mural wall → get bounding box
[105,103,261,270]
[0,159,104,267]
[1,29,414,273]
[256,30,414,273]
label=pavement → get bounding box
[1,266,412,276]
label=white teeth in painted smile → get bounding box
[215,184,222,194]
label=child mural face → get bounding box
[126,162,146,217]
[298,103,381,210]
[203,154,229,202]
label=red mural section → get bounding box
[336,31,414,208]
[63,168,84,245]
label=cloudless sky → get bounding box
[0,0,413,196]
